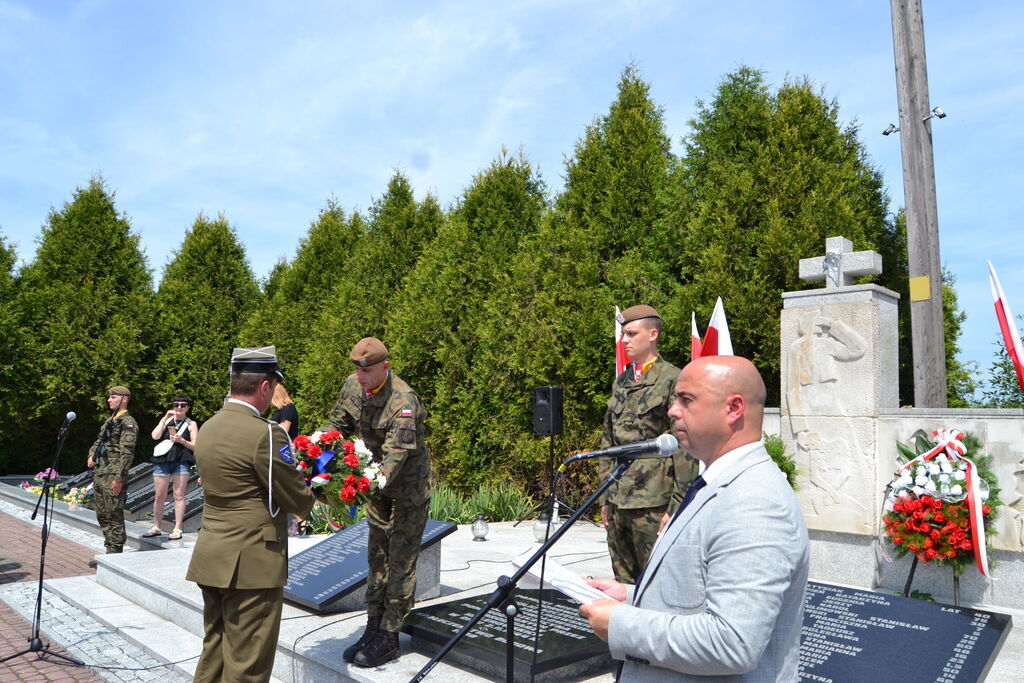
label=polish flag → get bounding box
[691,311,703,360]
[614,306,629,378]
[988,261,1024,393]
[700,297,734,357]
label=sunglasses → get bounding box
[172,402,190,408]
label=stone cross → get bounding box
[799,236,883,288]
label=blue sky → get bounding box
[2,1,1022,391]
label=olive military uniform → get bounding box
[89,409,137,553]
[598,356,697,583]
[327,372,431,633]
[186,399,316,682]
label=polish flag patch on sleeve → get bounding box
[400,408,413,418]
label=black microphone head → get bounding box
[655,433,678,455]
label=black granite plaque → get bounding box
[182,484,205,519]
[125,462,154,487]
[403,588,613,682]
[125,480,157,514]
[284,519,456,612]
[800,581,1011,682]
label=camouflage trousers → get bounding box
[606,503,668,584]
[93,473,127,553]
[364,493,429,632]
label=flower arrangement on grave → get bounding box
[19,468,59,496]
[882,429,1001,577]
[292,430,384,528]
[63,484,93,511]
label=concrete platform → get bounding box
[41,520,615,682]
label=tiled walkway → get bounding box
[0,512,103,682]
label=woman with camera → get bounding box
[145,395,198,540]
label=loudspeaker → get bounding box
[532,386,563,436]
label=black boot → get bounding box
[352,628,400,667]
[343,615,381,663]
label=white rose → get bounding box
[954,471,966,481]
[915,475,928,487]
[951,485,963,496]
[912,486,925,496]
[924,480,937,492]
[928,463,940,476]
[939,474,950,484]
[310,430,324,443]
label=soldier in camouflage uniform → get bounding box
[86,385,138,555]
[327,337,431,668]
[598,306,698,584]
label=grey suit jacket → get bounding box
[608,444,809,681]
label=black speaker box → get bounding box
[532,386,563,436]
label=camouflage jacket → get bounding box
[597,357,695,509]
[89,411,138,481]
[326,373,431,504]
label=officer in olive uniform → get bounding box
[327,337,431,668]
[186,347,317,683]
[598,306,698,584]
[86,385,137,555]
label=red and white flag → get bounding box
[700,297,734,357]
[691,311,703,360]
[614,306,629,378]
[988,261,1024,393]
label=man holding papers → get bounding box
[580,356,809,681]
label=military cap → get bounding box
[616,305,661,325]
[108,385,131,397]
[231,346,284,381]
[350,337,388,367]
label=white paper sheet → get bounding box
[512,546,617,605]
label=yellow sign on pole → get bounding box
[909,276,931,302]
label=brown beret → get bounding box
[617,305,661,325]
[350,337,388,367]
[108,385,131,397]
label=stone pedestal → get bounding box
[780,283,900,536]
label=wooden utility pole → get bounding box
[890,0,947,408]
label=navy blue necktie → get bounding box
[668,475,707,527]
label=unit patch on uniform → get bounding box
[400,409,413,418]
[278,444,293,464]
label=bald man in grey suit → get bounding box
[581,356,809,681]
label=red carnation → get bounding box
[934,512,945,523]
[925,549,938,559]
[931,498,942,510]
[893,535,904,544]
[946,550,956,558]
[340,486,357,503]
[343,441,356,456]
[343,453,359,469]
[344,474,357,487]
[293,435,311,451]
[930,529,940,540]
[908,544,919,552]
[308,445,322,458]
[322,430,342,443]
[358,476,371,492]
[983,505,992,515]
[961,541,973,550]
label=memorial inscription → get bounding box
[284,519,455,612]
[800,582,1011,682]
[403,588,613,682]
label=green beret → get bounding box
[108,385,131,397]
[617,305,661,325]
[350,337,388,367]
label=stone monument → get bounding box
[781,236,900,535]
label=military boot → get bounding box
[343,615,381,663]
[352,628,400,667]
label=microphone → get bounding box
[58,411,76,436]
[562,433,678,465]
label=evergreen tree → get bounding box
[0,235,33,471]
[298,172,441,427]
[238,200,362,398]
[385,152,546,487]
[149,213,259,421]
[984,315,1024,407]
[463,66,676,494]
[668,68,894,405]
[13,178,154,471]
[942,268,978,407]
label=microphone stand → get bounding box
[409,457,637,683]
[0,416,84,667]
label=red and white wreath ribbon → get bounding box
[309,472,332,487]
[895,428,990,577]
